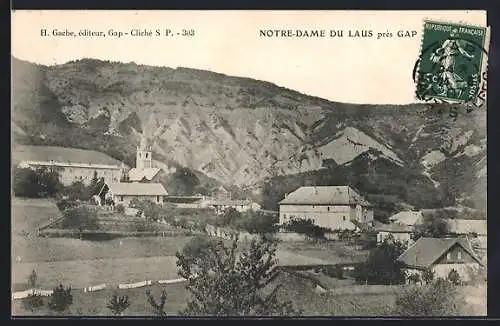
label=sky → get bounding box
[11,10,487,104]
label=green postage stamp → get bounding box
[415,20,490,106]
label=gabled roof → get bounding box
[397,237,483,269]
[107,182,168,196]
[372,221,412,233]
[206,199,256,206]
[447,219,487,236]
[278,186,371,206]
[128,168,161,182]
[389,211,423,226]
[12,145,124,166]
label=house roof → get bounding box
[372,221,413,233]
[206,199,257,207]
[12,145,124,166]
[107,182,168,196]
[397,237,483,269]
[446,219,487,236]
[128,168,161,182]
[278,186,371,206]
[389,211,423,226]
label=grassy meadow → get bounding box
[12,272,399,316]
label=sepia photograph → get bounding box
[11,10,488,317]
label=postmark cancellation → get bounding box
[415,20,490,106]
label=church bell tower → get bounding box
[136,131,152,170]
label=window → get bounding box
[446,253,451,260]
[120,196,124,202]
[343,216,346,221]
[457,252,462,260]
[283,214,287,219]
[146,153,149,158]
[327,207,330,212]
[156,195,160,203]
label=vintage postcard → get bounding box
[11,10,488,317]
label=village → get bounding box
[11,131,487,316]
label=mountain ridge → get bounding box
[11,56,487,216]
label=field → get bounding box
[12,275,486,317]
[11,272,399,316]
[13,198,485,316]
[12,197,62,235]
[278,240,370,264]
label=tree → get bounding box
[107,294,131,316]
[282,217,327,240]
[175,235,297,316]
[22,270,44,312]
[89,171,99,196]
[422,269,435,284]
[13,167,41,198]
[48,284,73,313]
[412,218,451,240]
[394,278,467,316]
[354,236,407,285]
[63,181,91,201]
[216,207,241,227]
[240,211,279,234]
[447,269,461,285]
[145,289,167,316]
[13,166,63,198]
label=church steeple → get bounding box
[136,130,152,170]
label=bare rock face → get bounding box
[11,57,486,211]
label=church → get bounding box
[126,131,165,183]
[97,131,169,207]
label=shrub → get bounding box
[394,278,467,316]
[176,235,298,316]
[61,206,99,230]
[47,284,73,313]
[56,199,79,212]
[447,269,461,285]
[115,204,125,214]
[107,294,130,316]
[240,211,279,234]
[129,199,161,221]
[21,270,44,312]
[422,269,435,284]
[282,217,327,240]
[146,289,167,316]
[407,273,421,285]
[22,292,45,312]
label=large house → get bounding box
[278,186,374,230]
[14,145,124,186]
[100,182,168,207]
[397,237,484,282]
